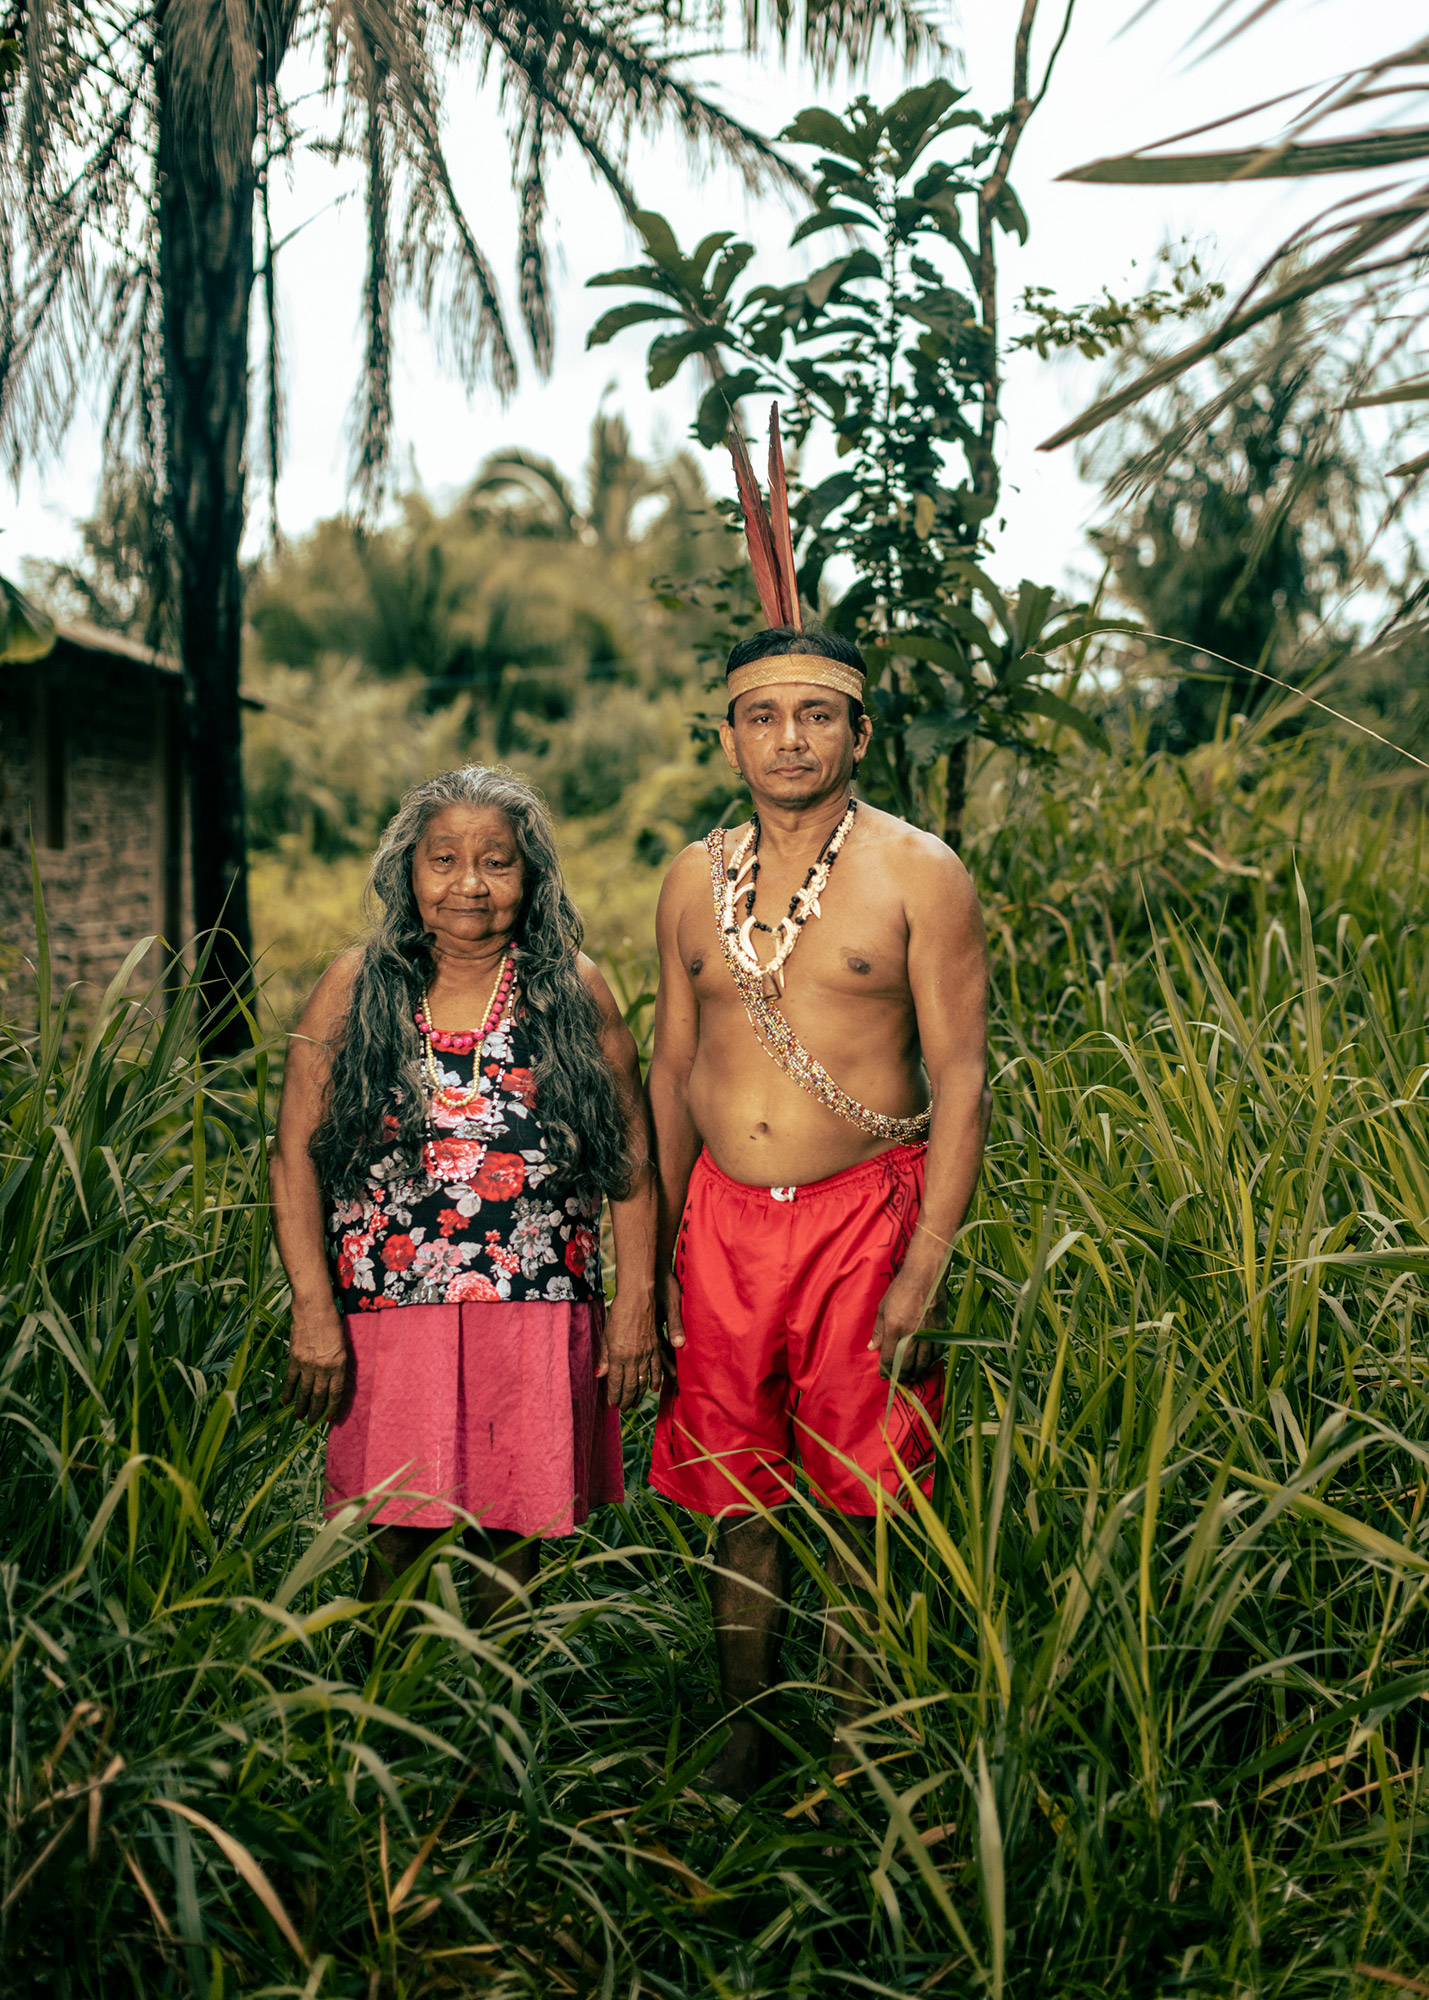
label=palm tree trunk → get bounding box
[157,56,256,1048]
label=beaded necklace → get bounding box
[414,947,517,1175]
[720,799,857,995]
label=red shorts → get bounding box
[649,1144,943,1517]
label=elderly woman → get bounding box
[270,767,658,1618]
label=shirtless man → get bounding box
[646,625,991,1799]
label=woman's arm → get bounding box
[271,950,363,1425]
[580,955,660,1412]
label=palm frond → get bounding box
[1,0,935,523]
[671,0,950,78]
[1047,22,1429,454]
[516,102,554,372]
[1067,123,1429,185]
[1042,190,1428,453]
[468,449,580,530]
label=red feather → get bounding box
[727,417,784,629]
[766,405,801,632]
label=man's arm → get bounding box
[580,955,660,1411]
[644,850,704,1353]
[870,840,991,1381]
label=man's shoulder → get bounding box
[657,831,725,931]
[857,803,969,874]
[854,806,979,932]
[661,824,751,893]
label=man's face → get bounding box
[719,682,872,808]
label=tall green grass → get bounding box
[2,718,1427,1997]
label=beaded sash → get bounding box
[705,829,932,1144]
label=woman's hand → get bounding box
[282,1304,349,1425]
[598,1290,662,1413]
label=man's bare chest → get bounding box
[679,864,909,1009]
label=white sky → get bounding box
[5,0,1421,597]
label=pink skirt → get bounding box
[325,1301,624,1537]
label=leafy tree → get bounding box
[588,48,1145,846]
[0,0,939,1042]
[1085,311,1375,748]
[248,412,727,744]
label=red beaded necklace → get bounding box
[415,948,517,1171]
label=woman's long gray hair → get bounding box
[310,767,630,1203]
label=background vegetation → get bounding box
[3,697,1428,1995]
[8,4,1429,1990]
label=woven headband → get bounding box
[726,655,866,704]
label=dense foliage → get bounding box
[3,711,1427,1995]
[1085,314,1375,750]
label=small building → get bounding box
[0,620,191,1022]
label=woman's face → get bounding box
[412,806,526,957]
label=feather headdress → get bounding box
[725,404,865,705]
[728,406,800,631]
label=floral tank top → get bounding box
[325,1004,602,1315]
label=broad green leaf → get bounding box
[906,710,976,762]
[812,164,883,212]
[780,107,877,165]
[863,631,968,677]
[709,241,756,302]
[1034,614,1142,653]
[943,605,1002,659]
[585,301,681,350]
[905,288,978,338]
[694,370,762,447]
[790,208,873,246]
[884,80,966,171]
[802,249,881,312]
[647,326,722,389]
[633,209,687,275]
[1019,685,1110,750]
[586,264,679,293]
[989,182,1030,244]
[1013,580,1055,648]
[688,230,736,286]
[801,471,860,528]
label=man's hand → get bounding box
[655,1266,686,1381]
[869,1269,941,1383]
[598,1290,662,1413]
[282,1306,349,1424]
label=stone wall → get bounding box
[0,629,191,1028]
